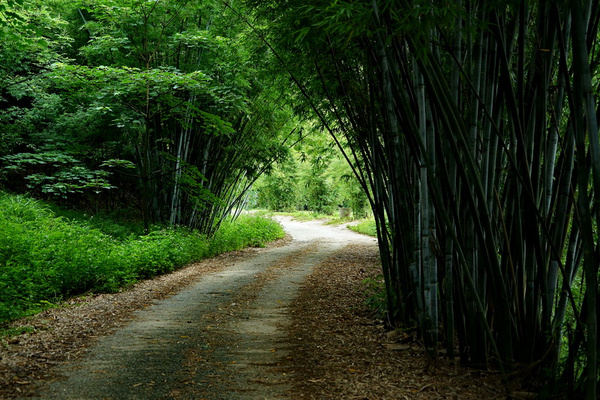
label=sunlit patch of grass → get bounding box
[280,210,332,221]
[347,218,378,237]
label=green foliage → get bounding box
[0,193,284,324]
[120,228,210,280]
[0,0,295,238]
[50,207,145,239]
[209,213,285,254]
[175,161,225,212]
[301,168,336,214]
[0,0,62,76]
[329,159,369,218]
[254,0,600,394]
[348,219,378,238]
[253,125,370,216]
[255,170,298,212]
[1,151,115,198]
[362,275,387,319]
[0,325,35,339]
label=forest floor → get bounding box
[0,216,508,399]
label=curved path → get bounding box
[26,216,376,399]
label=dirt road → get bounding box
[23,216,377,399]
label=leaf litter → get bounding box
[285,243,506,399]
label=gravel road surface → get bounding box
[25,216,376,399]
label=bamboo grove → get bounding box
[244,0,600,396]
[3,0,600,396]
[0,0,296,234]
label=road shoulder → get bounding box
[286,242,505,399]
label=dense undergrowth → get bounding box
[0,193,285,324]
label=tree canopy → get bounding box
[1,0,296,233]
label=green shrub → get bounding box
[50,207,146,240]
[0,193,285,324]
[209,214,285,254]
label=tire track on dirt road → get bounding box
[24,216,377,399]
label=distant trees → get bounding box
[254,128,370,216]
[245,0,600,396]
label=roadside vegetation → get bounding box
[347,219,377,238]
[0,192,284,325]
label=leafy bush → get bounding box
[209,214,285,255]
[0,193,285,324]
[50,207,146,240]
[121,228,210,279]
[300,171,337,214]
[0,152,115,198]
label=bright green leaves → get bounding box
[172,29,218,50]
[45,62,239,138]
[198,111,235,136]
[0,152,116,198]
[0,0,47,76]
[75,0,232,72]
[253,124,369,216]
[0,0,26,23]
[78,35,132,65]
[48,63,209,94]
[0,191,285,322]
[0,0,73,64]
[100,158,136,169]
[175,161,225,211]
[0,0,27,27]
